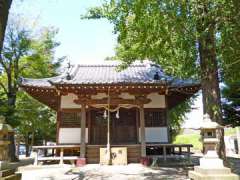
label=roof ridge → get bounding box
[75,64,146,67]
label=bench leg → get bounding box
[34,150,38,166]
[187,147,190,159]
[59,148,64,165]
[163,146,166,161]
[179,147,182,155]
[70,160,75,166]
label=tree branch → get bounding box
[0,55,8,72]
[0,80,7,94]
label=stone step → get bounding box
[194,166,231,175]
[0,169,15,177]
[189,170,239,180]
[1,173,21,180]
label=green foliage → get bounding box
[84,0,240,130]
[15,93,56,144]
[224,128,237,136]
[222,82,240,127]
[84,1,200,78]
[219,0,240,83]
[84,1,202,136]
[173,133,202,151]
[20,27,62,78]
[219,1,240,127]
[0,15,62,149]
[169,98,194,139]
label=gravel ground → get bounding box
[18,164,189,180]
[17,155,240,180]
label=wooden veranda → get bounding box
[32,144,193,165]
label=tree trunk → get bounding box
[30,131,35,156]
[0,0,12,53]
[43,140,47,157]
[25,134,30,157]
[197,3,225,159]
[8,132,18,161]
[6,92,18,161]
[0,0,15,161]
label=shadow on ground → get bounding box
[67,167,190,180]
[19,156,240,180]
[226,157,240,175]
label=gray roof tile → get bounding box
[20,61,200,88]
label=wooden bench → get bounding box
[32,145,80,165]
[146,144,193,161]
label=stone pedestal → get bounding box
[0,116,18,179]
[0,161,9,170]
[188,151,239,180]
[0,116,12,171]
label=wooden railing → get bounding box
[32,143,193,165]
[146,143,193,161]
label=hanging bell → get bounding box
[103,110,107,119]
[116,109,119,119]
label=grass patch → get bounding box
[173,133,202,150]
[225,128,237,136]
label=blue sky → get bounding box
[10,0,203,128]
[11,0,116,65]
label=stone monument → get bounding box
[200,114,221,153]
[0,115,13,170]
[188,114,239,180]
[188,150,239,180]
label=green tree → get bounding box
[16,94,56,156]
[84,0,240,158]
[222,83,240,127]
[0,16,62,160]
[0,18,31,124]
[220,1,240,128]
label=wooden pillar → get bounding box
[80,104,86,158]
[56,111,61,144]
[139,105,146,157]
[165,95,171,143]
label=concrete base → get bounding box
[188,151,239,180]
[189,170,239,180]
[0,161,9,170]
[194,166,231,175]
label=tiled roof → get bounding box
[20,61,200,88]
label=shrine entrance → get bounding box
[90,108,138,145]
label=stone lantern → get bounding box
[0,115,13,170]
[189,114,239,179]
[200,114,221,154]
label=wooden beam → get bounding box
[139,105,146,157]
[80,104,86,158]
[74,96,151,106]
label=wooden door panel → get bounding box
[90,108,137,145]
[90,110,107,144]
